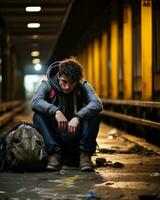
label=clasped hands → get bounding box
[55,110,80,134]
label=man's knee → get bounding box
[81,114,101,137]
[33,112,51,124]
[33,113,42,125]
[87,114,101,126]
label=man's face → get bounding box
[58,75,77,94]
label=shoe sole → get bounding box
[80,166,94,172]
[47,164,61,171]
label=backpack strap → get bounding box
[50,87,55,98]
[43,80,56,98]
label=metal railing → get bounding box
[0,101,24,128]
[101,99,160,130]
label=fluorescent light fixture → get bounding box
[34,64,42,71]
[31,51,40,57]
[25,6,41,12]
[32,58,40,64]
[27,23,40,28]
[32,35,39,39]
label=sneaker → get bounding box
[47,153,61,171]
[80,151,94,172]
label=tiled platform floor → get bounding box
[0,111,160,200]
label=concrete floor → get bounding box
[0,111,160,200]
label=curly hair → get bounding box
[59,57,83,83]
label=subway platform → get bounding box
[0,110,160,200]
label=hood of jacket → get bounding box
[47,61,60,91]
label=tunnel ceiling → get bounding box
[0,0,110,74]
[0,0,72,74]
[49,0,110,63]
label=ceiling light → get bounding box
[32,35,39,39]
[31,51,40,57]
[27,23,40,28]
[25,6,41,12]
[32,58,40,64]
[34,64,42,71]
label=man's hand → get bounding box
[55,110,68,132]
[68,116,80,134]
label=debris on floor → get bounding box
[95,157,124,168]
[127,144,158,156]
[98,144,157,156]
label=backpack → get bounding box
[5,121,48,171]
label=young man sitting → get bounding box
[31,57,103,172]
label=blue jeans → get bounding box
[33,113,100,161]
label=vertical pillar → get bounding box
[141,0,152,100]
[1,32,11,101]
[81,49,87,79]
[87,43,94,85]
[100,31,108,98]
[83,49,88,79]
[111,4,118,99]
[93,38,100,95]
[123,0,133,99]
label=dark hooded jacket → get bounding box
[31,61,103,120]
